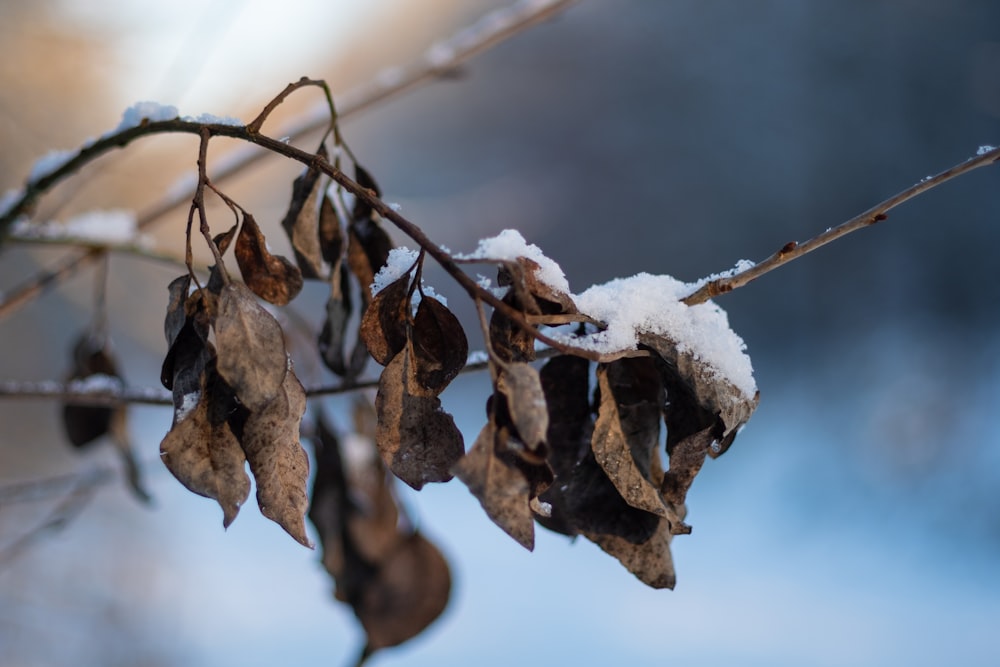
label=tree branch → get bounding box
[0,0,578,321]
[683,146,1000,305]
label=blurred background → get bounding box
[1,0,999,665]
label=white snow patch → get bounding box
[67,373,123,393]
[114,101,179,133]
[371,247,420,295]
[181,112,243,126]
[0,188,23,218]
[457,229,570,294]
[176,391,201,423]
[564,272,757,399]
[977,145,996,155]
[29,149,76,182]
[11,209,150,247]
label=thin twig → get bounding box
[0,0,578,321]
[683,146,1000,305]
[0,474,101,571]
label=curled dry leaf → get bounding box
[163,274,191,347]
[505,257,577,315]
[235,213,303,305]
[214,281,288,411]
[591,359,674,522]
[352,163,381,222]
[410,295,468,394]
[638,331,758,457]
[357,531,451,654]
[374,349,464,490]
[495,362,548,452]
[241,368,311,547]
[453,421,535,551]
[488,290,536,363]
[359,272,411,366]
[159,361,251,528]
[280,151,327,279]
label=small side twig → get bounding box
[683,146,1000,305]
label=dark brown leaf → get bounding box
[318,264,353,376]
[591,359,672,520]
[163,274,191,348]
[357,531,451,653]
[62,334,122,448]
[213,222,238,256]
[534,355,592,536]
[452,421,534,550]
[307,411,452,658]
[352,164,381,222]
[159,362,251,527]
[214,281,288,411]
[358,272,411,366]
[410,296,468,394]
[374,349,464,490]
[488,289,536,363]
[319,190,344,264]
[241,368,311,546]
[281,155,326,279]
[347,219,392,299]
[235,213,303,305]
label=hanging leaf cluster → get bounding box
[45,101,760,658]
[308,406,450,661]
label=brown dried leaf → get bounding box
[452,421,534,550]
[163,274,191,347]
[159,362,251,527]
[638,331,758,457]
[495,363,548,452]
[410,295,468,394]
[62,334,122,448]
[214,281,288,411]
[213,222,238,256]
[488,289,536,363]
[241,368,311,547]
[374,349,464,490]
[584,514,677,590]
[235,213,303,305]
[357,531,451,653]
[534,355,592,535]
[347,219,392,299]
[591,359,672,520]
[352,163,381,222]
[319,190,344,264]
[358,272,411,366]
[281,155,326,279]
[511,257,577,315]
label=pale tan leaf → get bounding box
[495,363,548,451]
[453,422,534,550]
[241,368,311,547]
[214,281,288,411]
[159,366,250,527]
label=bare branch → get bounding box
[684,146,1000,305]
[0,0,578,321]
